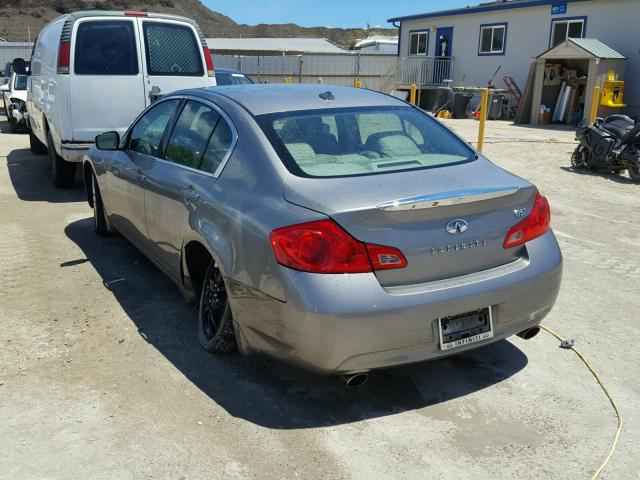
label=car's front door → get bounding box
[107,98,181,245]
[143,99,235,278]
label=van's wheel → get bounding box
[29,130,48,154]
[91,171,113,236]
[47,130,76,188]
[198,261,237,354]
[628,165,640,183]
[8,116,17,133]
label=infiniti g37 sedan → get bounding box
[84,84,562,377]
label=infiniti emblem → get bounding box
[446,219,469,234]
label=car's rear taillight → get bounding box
[203,46,214,77]
[57,40,70,74]
[270,219,407,274]
[503,191,551,249]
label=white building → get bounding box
[388,0,640,114]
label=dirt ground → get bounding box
[1,115,639,480]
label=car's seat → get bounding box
[367,132,421,157]
[280,117,339,155]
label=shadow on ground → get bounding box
[6,149,84,202]
[65,217,529,429]
[560,166,637,185]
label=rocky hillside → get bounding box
[0,0,394,48]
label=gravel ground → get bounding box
[0,116,638,480]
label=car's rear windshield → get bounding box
[14,74,27,90]
[143,21,203,76]
[74,20,138,75]
[257,106,475,178]
[216,72,252,85]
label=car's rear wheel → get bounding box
[628,165,640,183]
[198,261,236,353]
[8,116,17,133]
[29,130,47,154]
[47,129,76,188]
[91,171,113,236]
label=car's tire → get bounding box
[91,171,113,236]
[198,261,237,354]
[628,165,640,183]
[29,130,48,154]
[47,129,76,188]
[8,116,16,133]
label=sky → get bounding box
[204,0,475,29]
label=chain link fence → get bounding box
[214,53,454,93]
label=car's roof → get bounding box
[215,68,246,75]
[181,84,407,116]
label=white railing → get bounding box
[396,57,454,87]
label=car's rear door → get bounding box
[69,16,146,141]
[137,18,213,105]
[143,98,235,277]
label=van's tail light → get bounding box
[57,40,70,74]
[270,219,407,274]
[203,46,215,77]
[503,191,551,249]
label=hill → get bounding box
[0,0,394,48]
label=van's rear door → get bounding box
[69,16,146,141]
[137,18,213,105]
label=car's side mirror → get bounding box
[12,58,27,75]
[0,84,8,92]
[95,131,121,150]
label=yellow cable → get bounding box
[539,324,622,480]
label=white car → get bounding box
[14,10,216,187]
[1,72,29,133]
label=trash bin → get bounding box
[453,93,473,119]
[488,94,505,120]
[432,86,454,113]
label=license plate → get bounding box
[438,307,493,351]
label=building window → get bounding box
[409,31,428,56]
[479,23,507,55]
[550,17,586,47]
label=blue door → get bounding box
[434,27,453,84]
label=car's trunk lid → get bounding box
[283,158,535,286]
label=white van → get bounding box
[16,10,216,187]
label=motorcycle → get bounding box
[572,114,640,183]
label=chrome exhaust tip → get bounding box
[517,326,541,340]
[341,372,369,389]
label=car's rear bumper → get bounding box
[61,143,93,163]
[229,231,562,375]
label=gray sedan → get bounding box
[84,84,562,383]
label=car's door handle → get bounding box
[184,186,199,203]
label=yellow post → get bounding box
[317,77,323,84]
[409,84,417,105]
[589,86,600,124]
[477,88,489,154]
[354,78,362,88]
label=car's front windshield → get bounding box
[257,106,475,178]
[14,74,27,90]
[216,72,253,86]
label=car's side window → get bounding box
[201,116,233,174]
[128,99,180,156]
[165,101,219,169]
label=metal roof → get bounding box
[184,84,405,116]
[536,37,626,59]
[206,37,348,54]
[566,38,626,59]
[388,0,592,23]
